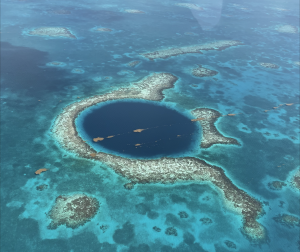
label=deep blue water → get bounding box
[1,0,299,251]
[80,101,199,158]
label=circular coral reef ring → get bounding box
[25,27,76,39]
[51,72,264,241]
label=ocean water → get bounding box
[0,0,299,251]
[77,100,200,158]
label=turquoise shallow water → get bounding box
[1,0,299,251]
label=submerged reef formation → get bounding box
[71,68,85,74]
[36,184,48,191]
[46,61,66,67]
[175,3,203,11]
[273,214,300,228]
[276,25,299,34]
[191,108,240,148]
[268,181,286,190]
[47,194,100,229]
[28,27,76,39]
[224,240,237,249]
[52,72,264,241]
[165,227,178,236]
[95,28,112,32]
[178,211,189,218]
[124,9,144,14]
[290,169,300,190]
[127,61,141,68]
[260,63,279,69]
[200,217,212,224]
[192,65,218,77]
[141,40,243,60]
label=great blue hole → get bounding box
[76,100,200,158]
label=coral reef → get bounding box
[28,27,76,39]
[127,61,141,67]
[46,61,66,67]
[96,28,112,32]
[100,224,109,233]
[260,63,279,69]
[47,194,100,229]
[153,226,161,232]
[191,108,240,148]
[224,240,237,249]
[36,184,48,191]
[124,9,144,14]
[175,3,203,11]
[273,214,300,228]
[52,72,264,241]
[192,65,218,77]
[276,25,299,34]
[71,68,85,74]
[141,40,243,60]
[165,227,177,236]
[124,182,135,190]
[290,169,300,190]
[178,211,189,218]
[200,217,212,224]
[267,181,286,190]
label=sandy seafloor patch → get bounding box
[0,0,299,251]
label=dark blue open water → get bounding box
[79,101,199,158]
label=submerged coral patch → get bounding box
[47,194,100,229]
[28,27,76,39]
[276,25,299,34]
[175,3,203,11]
[267,181,286,190]
[192,65,218,77]
[273,214,300,228]
[71,68,85,74]
[141,40,243,60]
[260,63,279,69]
[46,61,66,67]
[127,61,141,68]
[290,169,300,190]
[124,9,144,14]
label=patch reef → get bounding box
[29,27,76,38]
[52,72,264,240]
[141,40,243,60]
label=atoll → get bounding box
[273,214,300,228]
[165,227,177,236]
[28,27,76,39]
[47,194,99,229]
[260,63,279,69]
[175,3,203,11]
[141,40,243,60]
[124,9,144,14]
[267,181,286,190]
[191,108,240,148]
[52,72,264,241]
[290,169,300,190]
[192,65,218,77]
[276,25,299,34]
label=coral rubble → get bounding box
[52,72,264,241]
[192,65,218,77]
[191,108,240,148]
[47,194,100,229]
[28,27,76,38]
[141,40,243,60]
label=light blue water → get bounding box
[1,0,299,251]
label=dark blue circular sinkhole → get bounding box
[79,101,200,158]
